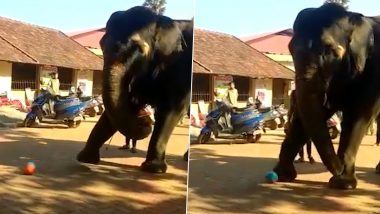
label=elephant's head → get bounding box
[289,3,374,143]
[99,6,192,139]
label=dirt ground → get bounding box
[0,117,189,214]
[187,127,380,214]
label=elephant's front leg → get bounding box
[273,114,310,182]
[77,112,117,164]
[141,106,185,173]
[329,112,371,189]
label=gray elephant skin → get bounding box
[273,3,380,189]
[77,6,193,173]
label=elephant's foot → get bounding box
[76,148,100,164]
[328,174,357,190]
[273,162,297,182]
[376,161,380,174]
[141,159,168,173]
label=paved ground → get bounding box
[187,127,380,214]
[0,116,189,214]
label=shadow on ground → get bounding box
[188,147,380,214]
[0,129,187,213]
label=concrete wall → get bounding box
[252,78,273,107]
[265,53,295,71]
[0,61,12,95]
[75,69,94,96]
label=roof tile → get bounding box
[0,17,103,70]
[194,29,294,79]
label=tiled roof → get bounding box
[0,17,103,70]
[242,29,293,55]
[0,36,35,63]
[194,29,294,79]
[68,27,294,79]
[193,60,211,73]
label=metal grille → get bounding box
[238,93,250,101]
[192,92,211,103]
[11,80,36,90]
[60,83,74,90]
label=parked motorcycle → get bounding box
[93,94,105,115]
[262,108,282,130]
[79,95,104,117]
[23,89,89,128]
[247,97,285,131]
[197,100,267,144]
[273,104,288,128]
[69,86,104,117]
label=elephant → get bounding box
[273,3,380,189]
[76,6,193,173]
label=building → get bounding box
[67,28,105,57]
[193,29,294,111]
[68,27,295,111]
[0,16,103,105]
[242,28,294,71]
[67,28,106,94]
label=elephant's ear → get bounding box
[153,16,184,56]
[348,13,374,73]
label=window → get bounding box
[191,74,211,102]
[233,76,250,101]
[11,63,37,90]
[58,67,74,90]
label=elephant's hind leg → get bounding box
[77,112,117,164]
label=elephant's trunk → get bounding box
[102,58,153,140]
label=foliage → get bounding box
[324,0,350,9]
[142,0,167,15]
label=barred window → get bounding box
[11,63,37,90]
[58,67,74,90]
[233,75,250,101]
[192,74,211,102]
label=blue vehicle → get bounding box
[23,89,90,128]
[197,100,271,144]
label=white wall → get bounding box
[265,53,295,71]
[251,78,273,107]
[75,69,94,96]
[0,61,12,95]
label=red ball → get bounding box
[23,163,36,175]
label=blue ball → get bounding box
[27,161,35,167]
[265,171,278,183]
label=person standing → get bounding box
[46,72,60,116]
[226,81,238,107]
[49,72,60,95]
[119,139,137,153]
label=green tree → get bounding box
[324,0,350,9]
[142,0,167,15]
